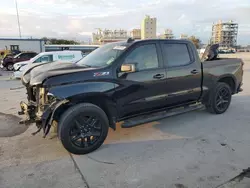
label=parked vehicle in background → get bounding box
[218,47,236,54]
[45,44,99,56]
[19,39,243,155]
[2,52,37,71]
[13,51,84,79]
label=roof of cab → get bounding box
[121,38,193,46]
[133,39,191,43]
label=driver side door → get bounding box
[114,42,168,118]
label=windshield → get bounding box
[30,56,38,62]
[14,53,22,58]
[30,54,42,63]
[77,42,127,67]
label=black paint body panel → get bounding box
[22,39,244,124]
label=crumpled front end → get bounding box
[18,85,68,137]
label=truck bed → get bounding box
[202,58,243,94]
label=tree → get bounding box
[41,37,80,45]
[188,36,201,49]
[41,37,49,44]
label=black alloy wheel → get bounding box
[206,82,232,114]
[70,115,102,148]
[59,103,109,154]
[215,87,231,112]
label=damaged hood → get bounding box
[22,61,96,86]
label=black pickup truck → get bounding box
[19,39,244,154]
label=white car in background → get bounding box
[13,51,84,79]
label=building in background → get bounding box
[141,15,157,39]
[180,34,188,39]
[130,29,141,40]
[159,29,174,39]
[211,20,238,48]
[92,29,128,44]
[0,38,45,53]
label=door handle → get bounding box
[191,69,199,74]
[153,74,165,79]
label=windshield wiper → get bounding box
[78,64,92,68]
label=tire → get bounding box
[58,103,109,155]
[6,63,14,71]
[206,82,232,114]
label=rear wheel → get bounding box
[58,103,109,155]
[6,63,14,71]
[206,82,232,114]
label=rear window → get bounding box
[162,43,191,67]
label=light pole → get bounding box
[15,0,22,38]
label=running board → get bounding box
[121,103,204,128]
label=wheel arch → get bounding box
[202,74,236,104]
[217,74,236,94]
[52,94,117,130]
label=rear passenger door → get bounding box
[160,41,202,105]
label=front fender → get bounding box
[41,99,69,137]
[47,81,116,100]
[44,81,118,132]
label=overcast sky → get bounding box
[0,0,249,45]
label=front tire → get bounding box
[58,103,109,155]
[6,63,14,71]
[206,82,232,114]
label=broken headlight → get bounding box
[46,92,56,104]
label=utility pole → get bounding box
[15,0,22,38]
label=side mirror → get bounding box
[121,64,136,73]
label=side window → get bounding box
[34,55,53,63]
[124,44,159,71]
[29,53,37,58]
[10,45,19,51]
[19,53,28,59]
[162,43,191,67]
[21,53,32,59]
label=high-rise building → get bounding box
[141,15,157,39]
[130,29,141,39]
[92,29,128,44]
[159,29,174,39]
[211,20,238,48]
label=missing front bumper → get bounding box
[18,100,68,137]
[18,101,37,125]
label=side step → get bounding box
[121,103,204,128]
